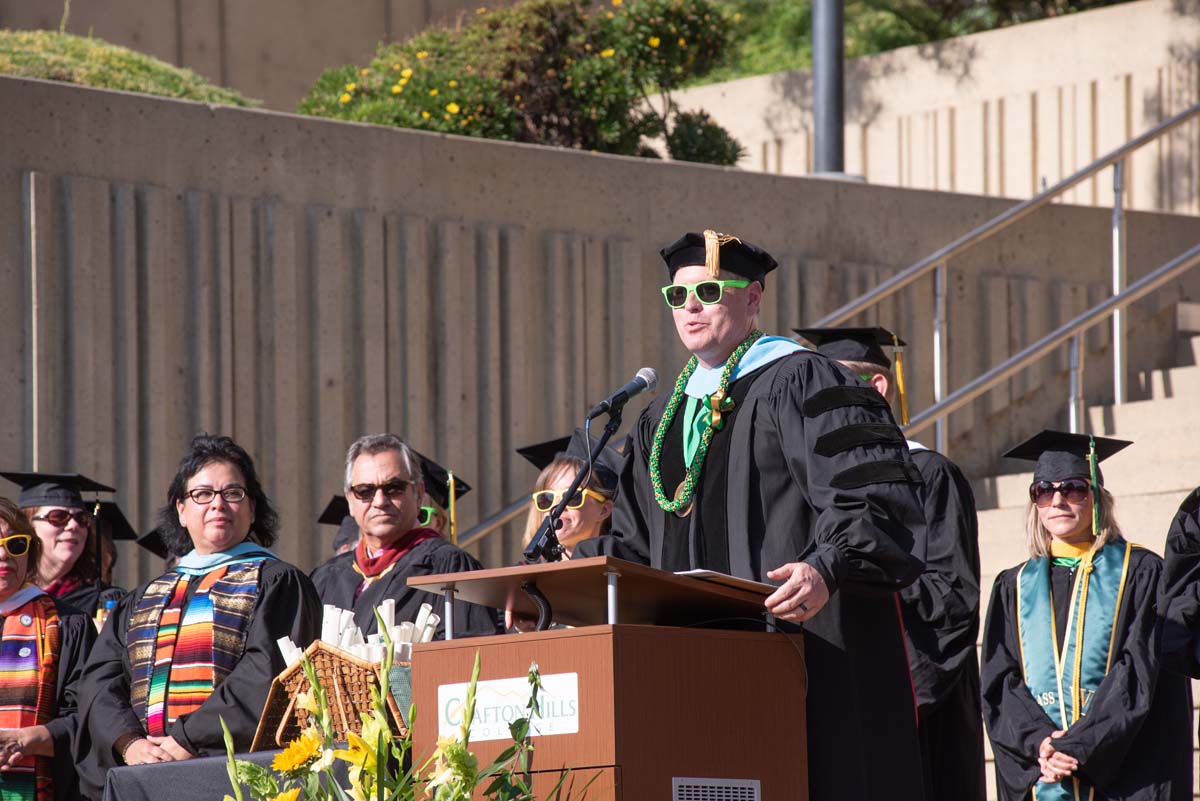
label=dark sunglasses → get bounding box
[349,479,413,502]
[0,534,32,557]
[1030,478,1092,507]
[31,509,92,527]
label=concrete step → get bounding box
[1126,361,1200,401]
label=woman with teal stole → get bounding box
[72,435,322,801]
[981,430,1191,801]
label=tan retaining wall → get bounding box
[2,76,1199,584]
[674,0,1200,214]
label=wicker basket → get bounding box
[251,640,410,751]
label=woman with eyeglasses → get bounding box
[73,435,321,800]
[0,497,97,801]
[522,459,615,558]
[980,430,1191,801]
[0,472,127,619]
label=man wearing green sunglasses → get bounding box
[574,230,929,801]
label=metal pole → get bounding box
[1112,159,1127,405]
[812,0,844,173]
[605,570,619,625]
[1068,335,1084,433]
[932,263,948,453]
[442,586,456,641]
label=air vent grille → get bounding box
[672,777,761,801]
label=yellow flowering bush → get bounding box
[298,0,743,164]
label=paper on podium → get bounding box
[674,569,776,596]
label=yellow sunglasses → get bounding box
[531,488,608,513]
[0,534,32,557]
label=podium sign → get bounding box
[408,558,808,800]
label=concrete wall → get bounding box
[675,0,1200,214]
[0,0,519,110]
[3,75,1200,587]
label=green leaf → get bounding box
[220,717,245,801]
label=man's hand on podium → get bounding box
[764,562,830,623]
[504,603,538,633]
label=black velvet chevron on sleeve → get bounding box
[831,460,923,490]
[801,385,891,418]
[814,423,906,457]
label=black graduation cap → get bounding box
[516,429,625,491]
[414,452,471,510]
[94,501,137,541]
[0,471,115,509]
[318,495,359,553]
[793,326,906,369]
[136,526,171,560]
[660,230,778,284]
[1003,430,1132,485]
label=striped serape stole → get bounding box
[0,594,60,801]
[129,561,264,736]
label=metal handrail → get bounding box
[458,496,529,549]
[813,101,1200,329]
[905,241,1200,436]
[811,99,1200,450]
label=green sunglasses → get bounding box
[417,506,437,527]
[661,279,750,309]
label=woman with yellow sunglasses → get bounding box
[519,436,617,559]
[0,497,97,801]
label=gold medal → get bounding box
[672,480,693,518]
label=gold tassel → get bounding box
[448,470,457,545]
[892,334,909,426]
[702,229,741,278]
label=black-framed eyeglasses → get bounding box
[1030,479,1091,507]
[0,534,31,557]
[349,479,414,503]
[417,506,437,527]
[186,486,248,505]
[661,279,751,309]
[32,509,92,527]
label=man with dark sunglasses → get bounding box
[574,230,929,801]
[796,325,985,801]
[310,433,501,639]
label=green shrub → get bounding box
[299,0,743,164]
[666,109,745,165]
[0,29,256,106]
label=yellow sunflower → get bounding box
[271,729,322,773]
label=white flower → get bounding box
[311,748,335,772]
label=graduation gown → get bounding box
[577,350,928,801]
[1160,487,1200,678]
[39,600,97,801]
[902,446,985,801]
[73,559,321,801]
[981,544,1192,801]
[55,582,125,619]
[310,537,502,640]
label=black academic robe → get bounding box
[73,560,321,801]
[1160,487,1200,678]
[577,350,928,801]
[981,545,1192,801]
[902,446,986,801]
[310,537,502,640]
[56,582,125,619]
[39,600,97,801]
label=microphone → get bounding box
[586,368,659,420]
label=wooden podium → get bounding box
[408,557,807,800]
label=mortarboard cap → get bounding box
[94,501,137,541]
[516,429,625,492]
[318,495,359,553]
[793,326,907,369]
[1003,430,1132,486]
[136,526,171,560]
[414,452,471,510]
[660,230,778,284]
[0,471,115,509]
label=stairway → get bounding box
[970,309,1200,799]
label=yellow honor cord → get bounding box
[448,470,457,545]
[892,340,909,426]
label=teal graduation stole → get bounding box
[1016,540,1133,801]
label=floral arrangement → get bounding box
[298,0,744,165]
[224,622,591,801]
